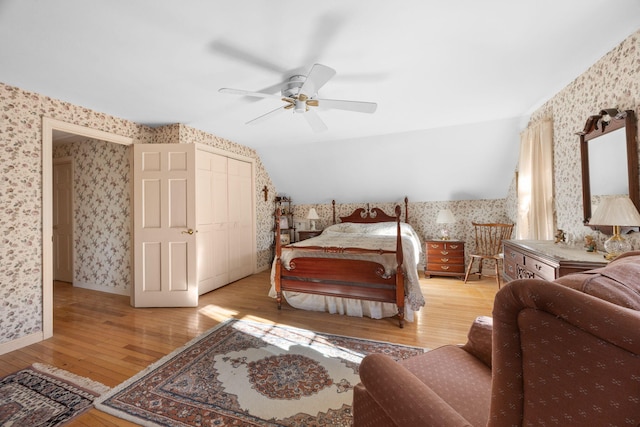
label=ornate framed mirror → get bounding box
[578,109,639,227]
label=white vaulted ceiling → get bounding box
[1,1,639,204]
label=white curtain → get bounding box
[517,120,554,240]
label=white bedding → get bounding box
[269,221,424,321]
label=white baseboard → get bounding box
[0,331,43,356]
[73,280,130,296]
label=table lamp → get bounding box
[307,208,320,231]
[589,196,640,259]
[436,209,456,240]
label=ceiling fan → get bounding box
[218,64,377,132]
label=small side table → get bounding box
[424,239,466,279]
[298,230,323,241]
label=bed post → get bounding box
[404,196,409,223]
[275,207,283,309]
[332,199,336,224]
[395,205,405,328]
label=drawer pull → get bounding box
[535,264,543,271]
[440,258,449,262]
[440,265,450,270]
[509,251,516,259]
[440,250,449,255]
[449,244,459,249]
[430,244,440,249]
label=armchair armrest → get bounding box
[489,279,640,427]
[461,316,493,368]
[358,353,472,427]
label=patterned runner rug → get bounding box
[95,319,425,426]
[0,363,110,426]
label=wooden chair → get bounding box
[464,222,514,288]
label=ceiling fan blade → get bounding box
[219,88,282,99]
[303,109,328,133]
[316,98,377,114]
[299,63,336,97]
[210,40,287,75]
[246,106,286,125]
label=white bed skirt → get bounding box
[268,285,416,322]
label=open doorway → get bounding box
[42,118,133,339]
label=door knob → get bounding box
[181,229,197,235]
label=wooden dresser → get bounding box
[503,240,608,282]
[424,240,465,279]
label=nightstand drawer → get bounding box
[426,243,464,257]
[298,230,323,241]
[426,263,466,274]
[428,256,464,265]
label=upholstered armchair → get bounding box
[354,251,640,426]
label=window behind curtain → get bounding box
[517,120,554,240]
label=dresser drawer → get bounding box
[525,257,556,281]
[504,258,517,281]
[504,246,524,265]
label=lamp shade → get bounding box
[589,196,640,226]
[306,208,320,220]
[436,209,456,224]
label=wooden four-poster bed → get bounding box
[270,198,423,327]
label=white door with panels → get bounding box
[132,144,198,307]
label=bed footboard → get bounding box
[275,257,406,327]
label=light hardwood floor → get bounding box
[0,269,499,426]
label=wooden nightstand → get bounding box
[424,239,466,279]
[298,230,323,241]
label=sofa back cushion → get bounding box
[554,251,640,309]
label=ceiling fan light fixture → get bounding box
[219,63,377,133]
[294,99,307,114]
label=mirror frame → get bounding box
[579,109,639,227]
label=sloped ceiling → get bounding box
[1,1,639,204]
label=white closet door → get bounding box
[227,157,254,282]
[209,152,231,289]
[196,152,215,294]
[132,144,197,307]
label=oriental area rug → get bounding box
[0,363,110,426]
[95,319,426,426]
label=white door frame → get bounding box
[42,117,132,339]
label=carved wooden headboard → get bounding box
[332,197,409,224]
